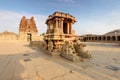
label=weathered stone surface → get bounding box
[43,11,91,61]
[74,42,92,58]
[44,11,77,52]
[61,41,80,61]
[19,16,39,41]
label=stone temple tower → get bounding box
[19,16,38,41]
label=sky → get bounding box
[0,0,120,35]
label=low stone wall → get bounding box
[29,36,44,46]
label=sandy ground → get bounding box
[0,41,120,80]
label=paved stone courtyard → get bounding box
[0,41,120,80]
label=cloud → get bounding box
[0,10,47,35]
[74,11,120,35]
[0,10,120,36]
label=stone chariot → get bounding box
[43,11,92,61]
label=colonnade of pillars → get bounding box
[48,18,73,34]
[83,35,120,42]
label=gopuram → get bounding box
[43,11,92,61]
[19,16,38,42]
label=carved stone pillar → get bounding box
[61,20,63,33]
[49,21,51,29]
[50,21,53,29]
[55,18,58,28]
[69,22,72,34]
[58,20,60,28]
[67,22,69,34]
[51,24,53,29]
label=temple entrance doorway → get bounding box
[27,33,32,42]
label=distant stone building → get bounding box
[82,29,120,43]
[19,16,38,41]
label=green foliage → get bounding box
[42,33,45,36]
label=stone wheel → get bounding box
[48,41,53,51]
[43,41,47,49]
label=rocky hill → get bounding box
[104,29,120,36]
[0,31,18,40]
[0,31,18,36]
